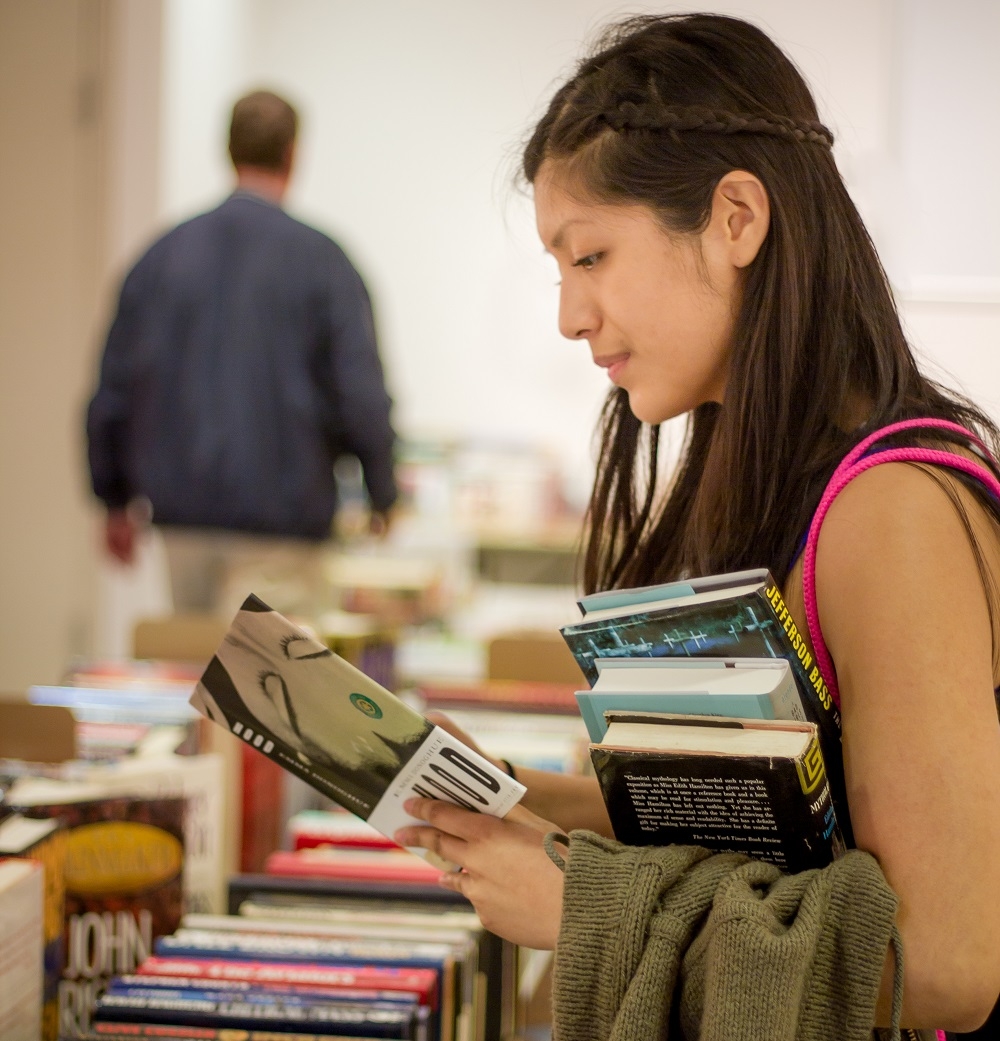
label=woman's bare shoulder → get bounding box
[810,456,1000,690]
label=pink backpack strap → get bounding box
[802,418,1000,710]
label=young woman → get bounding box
[395,13,1000,1035]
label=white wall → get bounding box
[2,0,997,688]
[157,0,910,508]
[0,1,104,690]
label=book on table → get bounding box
[189,594,525,863]
[224,873,517,1041]
[149,922,471,1041]
[560,566,850,839]
[591,710,844,872]
[0,858,44,1041]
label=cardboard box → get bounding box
[487,630,586,685]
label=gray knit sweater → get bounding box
[551,832,901,1041]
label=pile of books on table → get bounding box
[78,819,515,1041]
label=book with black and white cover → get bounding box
[189,595,525,858]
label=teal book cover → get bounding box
[576,689,776,742]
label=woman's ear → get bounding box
[709,170,770,269]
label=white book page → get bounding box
[602,720,810,758]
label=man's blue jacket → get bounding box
[87,193,397,539]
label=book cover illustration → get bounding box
[15,795,186,1038]
[591,713,843,873]
[190,595,524,844]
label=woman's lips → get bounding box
[595,352,630,383]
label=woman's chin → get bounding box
[626,394,675,426]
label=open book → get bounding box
[189,595,525,855]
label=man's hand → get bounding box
[105,508,138,565]
[368,506,396,539]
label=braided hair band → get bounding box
[601,102,834,148]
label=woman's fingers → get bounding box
[399,822,468,870]
[395,798,523,875]
[399,796,495,839]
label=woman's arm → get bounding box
[504,765,613,836]
[808,461,1000,1032]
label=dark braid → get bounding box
[601,102,834,148]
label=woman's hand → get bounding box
[395,799,566,950]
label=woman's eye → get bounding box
[572,252,603,271]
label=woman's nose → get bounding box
[557,281,598,341]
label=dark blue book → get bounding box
[93,987,420,1038]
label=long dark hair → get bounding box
[523,13,999,595]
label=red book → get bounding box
[264,847,444,885]
[135,955,438,1007]
[288,810,398,852]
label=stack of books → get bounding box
[78,867,516,1041]
[560,568,849,872]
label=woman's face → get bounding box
[534,163,741,425]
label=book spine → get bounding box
[754,583,851,842]
[112,974,416,1007]
[766,671,807,723]
[83,1025,350,1040]
[106,983,416,1010]
[756,582,838,730]
[94,990,415,1038]
[136,956,438,1006]
[262,849,443,885]
[155,928,448,968]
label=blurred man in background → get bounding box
[87,90,397,615]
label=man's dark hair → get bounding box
[228,90,298,170]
